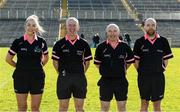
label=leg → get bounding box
[31,94,43,112]
[151,73,164,112]
[13,71,29,112]
[57,75,72,112]
[16,93,28,112]
[73,76,87,112]
[117,101,126,112]
[59,99,70,112]
[101,101,110,112]
[74,98,84,112]
[138,74,151,112]
[153,100,161,112]
[140,100,149,112]
[99,82,113,112]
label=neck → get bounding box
[108,37,118,43]
[26,34,35,39]
[69,35,76,40]
[68,34,77,40]
[148,34,156,39]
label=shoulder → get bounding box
[159,36,171,47]
[79,38,89,44]
[121,41,128,45]
[96,41,106,49]
[133,37,145,49]
[98,40,106,46]
[120,41,132,50]
[37,36,47,43]
[159,36,168,42]
[121,41,129,47]
[137,36,144,42]
[79,38,91,48]
[135,36,144,44]
[37,36,45,40]
[12,36,24,43]
[54,38,66,45]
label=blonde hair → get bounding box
[106,23,120,33]
[66,17,80,30]
[145,18,157,26]
[25,15,45,35]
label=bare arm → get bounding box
[84,61,90,73]
[42,54,49,66]
[134,60,140,70]
[5,53,16,67]
[53,60,59,74]
[164,59,168,68]
[95,64,100,69]
[126,64,131,70]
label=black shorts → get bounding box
[98,77,128,101]
[57,73,87,99]
[13,69,45,94]
[138,72,165,102]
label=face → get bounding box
[144,20,156,36]
[25,19,38,36]
[66,20,79,35]
[106,26,120,40]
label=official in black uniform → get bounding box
[6,15,49,112]
[94,24,134,111]
[133,18,173,112]
[52,17,92,112]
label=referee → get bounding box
[6,15,49,111]
[52,17,92,111]
[94,24,134,111]
[133,18,173,111]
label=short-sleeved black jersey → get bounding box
[52,37,92,74]
[133,35,173,74]
[94,40,134,78]
[8,36,48,70]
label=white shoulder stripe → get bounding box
[94,59,101,63]
[52,54,60,59]
[9,49,16,54]
[126,58,134,62]
[84,55,92,60]
[134,55,140,59]
[163,53,173,59]
[43,50,48,54]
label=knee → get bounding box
[59,104,69,111]
[117,101,126,111]
[118,105,126,111]
[75,104,83,111]
[18,103,27,111]
[141,105,148,111]
[153,103,161,111]
[140,102,149,111]
[101,104,110,111]
[31,104,40,111]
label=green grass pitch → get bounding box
[0,48,180,111]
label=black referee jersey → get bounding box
[52,36,92,74]
[94,40,134,78]
[133,34,173,74]
[8,36,48,70]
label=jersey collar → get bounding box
[144,33,160,44]
[65,34,80,45]
[24,34,38,44]
[106,38,121,49]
